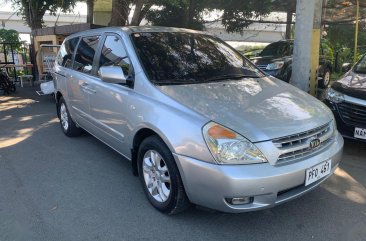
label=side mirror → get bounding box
[341,63,352,72]
[99,66,127,84]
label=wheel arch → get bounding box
[55,91,63,118]
[131,127,172,176]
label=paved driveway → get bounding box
[1,87,366,241]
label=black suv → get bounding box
[323,54,366,142]
[251,40,333,88]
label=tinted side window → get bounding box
[73,35,101,74]
[57,37,79,68]
[98,35,131,76]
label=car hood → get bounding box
[332,71,366,100]
[157,77,333,142]
[251,56,292,66]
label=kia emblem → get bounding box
[309,138,321,149]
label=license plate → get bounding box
[354,127,366,140]
[305,160,332,186]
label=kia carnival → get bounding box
[54,27,344,214]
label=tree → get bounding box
[131,0,153,26]
[11,0,77,30]
[0,29,22,49]
[145,0,281,31]
[213,0,273,33]
[86,0,94,24]
[109,0,130,26]
[270,0,296,39]
[108,0,152,26]
[145,0,210,30]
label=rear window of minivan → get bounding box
[57,37,80,68]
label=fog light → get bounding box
[226,197,253,205]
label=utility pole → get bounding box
[354,0,360,63]
[291,0,323,96]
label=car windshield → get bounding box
[259,42,293,57]
[354,55,366,74]
[131,32,264,85]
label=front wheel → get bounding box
[138,136,190,215]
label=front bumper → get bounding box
[174,132,343,213]
[324,99,366,142]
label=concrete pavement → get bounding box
[1,87,366,241]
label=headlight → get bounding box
[266,61,284,70]
[325,88,344,103]
[202,122,267,165]
[332,118,337,135]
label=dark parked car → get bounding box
[251,40,333,88]
[324,54,366,141]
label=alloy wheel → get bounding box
[60,103,69,131]
[142,150,171,203]
[324,71,330,86]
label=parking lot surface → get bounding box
[1,87,366,241]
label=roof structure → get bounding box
[324,0,366,24]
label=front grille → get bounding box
[256,64,267,71]
[273,122,334,165]
[337,101,366,127]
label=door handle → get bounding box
[85,87,96,94]
[81,86,96,94]
[80,82,88,87]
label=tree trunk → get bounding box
[131,0,143,26]
[109,0,129,26]
[87,0,94,24]
[285,8,293,39]
[25,1,44,30]
[138,3,152,25]
[187,0,195,28]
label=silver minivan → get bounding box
[54,26,344,214]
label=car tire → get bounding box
[319,68,331,88]
[9,85,16,93]
[58,97,82,137]
[138,135,190,215]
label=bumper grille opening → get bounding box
[277,184,304,197]
[337,101,366,127]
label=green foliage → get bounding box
[145,0,209,30]
[216,0,273,33]
[321,39,334,65]
[0,29,22,49]
[11,0,77,30]
[325,22,366,67]
[145,0,276,32]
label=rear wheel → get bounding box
[58,97,82,137]
[138,136,190,215]
[319,68,331,88]
[9,85,16,93]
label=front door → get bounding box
[88,34,134,156]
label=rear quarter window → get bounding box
[56,37,80,68]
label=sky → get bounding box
[0,1,87,15]
[0,1,87,43]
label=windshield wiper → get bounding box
[153,78,200,86]
[204,74,260,83]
